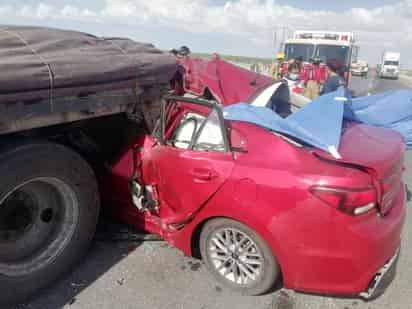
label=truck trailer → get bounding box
[0,25,177,305]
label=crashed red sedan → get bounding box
[103,54,406,299]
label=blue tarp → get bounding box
[223,88,349,158]
[345,90,412,148]
[223,87,412,157]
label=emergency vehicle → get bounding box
[281,31,356,93]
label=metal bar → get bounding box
[0,104,130,135]
[161,94,230,152]
[162,94,219,108]
[0,89,136,121]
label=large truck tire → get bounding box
[0,141,100,305]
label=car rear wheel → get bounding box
[200,218,280,295]
[0,141,99,305]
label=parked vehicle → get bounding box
[379,52,401,79]
[351,60,369,78]
[0,26,405,305]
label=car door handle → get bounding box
[189,168,217,181]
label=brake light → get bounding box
[310,186,377,215]
[341,35,348,41]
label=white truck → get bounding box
[379,52,400,79]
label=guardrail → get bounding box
[400,72,412,86]
[400,70,412,77]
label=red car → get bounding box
[103,55,406,299]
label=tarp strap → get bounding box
[0,28,55,112]
[105,39,128,55]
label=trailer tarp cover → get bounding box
[0,25,178,103]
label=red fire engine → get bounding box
[281,31,356,91]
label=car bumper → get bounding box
[351,70,367,75]
[380,72,399,78]
[359,247,400,300]
[282,183,406,297]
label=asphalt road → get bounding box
[17,77,412,309]
[349,70,412,96]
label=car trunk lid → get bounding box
[313,123,405,215]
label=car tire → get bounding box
[0,141,100,305]
[200,218,280,295]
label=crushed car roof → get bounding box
[224,88,348,158]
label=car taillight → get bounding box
[310,186,377,215]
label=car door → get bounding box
[141,97,234,225]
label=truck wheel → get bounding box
[0,141,99,305]
[200,218,280,295]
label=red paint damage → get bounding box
[101,55,406,297]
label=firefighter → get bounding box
[295,56,303,71]
[320,59,346,95]
[303,57,322,100]
[270,53,285,79]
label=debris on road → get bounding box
[95,220,163,242]
[116,278,126,286]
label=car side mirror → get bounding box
[231,146,248,153]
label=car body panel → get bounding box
[178,55,273,105]
[327,123,404,179]
[140,144,234,224]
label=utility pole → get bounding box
[273,26,291,54]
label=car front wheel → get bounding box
[200,218,280,295]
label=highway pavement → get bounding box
[350,70,412,96]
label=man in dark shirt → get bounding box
[320,59,346,95]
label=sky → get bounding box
[0,0,410,68]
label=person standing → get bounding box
[320,59,346,95]
[283,62,304,94]
[270,53,285,79]
[303,57,322,100]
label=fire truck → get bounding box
[281,31,356,91]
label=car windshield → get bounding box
[384,61,399,66]
[284,44,314,62]
[316,45,349,66]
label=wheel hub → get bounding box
[0,190,38,243]
[208,228,263,285]
[231,252,239,260]
[0,178,79,277]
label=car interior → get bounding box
[168,110,225,152]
